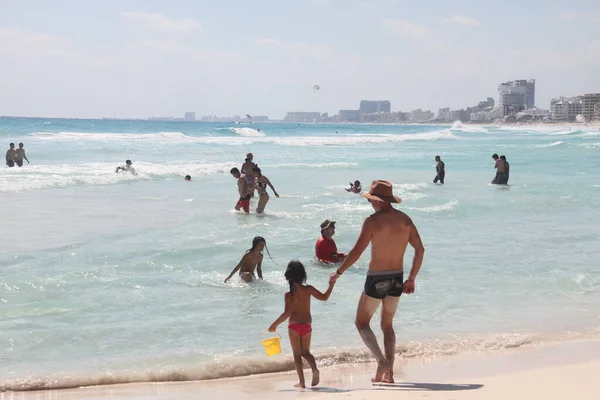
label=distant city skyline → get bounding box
[1,0,599,119]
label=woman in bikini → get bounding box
[224,236,267,283]
[253,166,279,214]
[268,261,336,388]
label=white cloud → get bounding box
[381,18,430,39]
[443,15,481,27]
[120,12,202,34]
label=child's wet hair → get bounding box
[285,260,307,294]
[248,236,277,265]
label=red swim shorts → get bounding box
[236,198,250,213]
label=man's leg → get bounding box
[380,295,400,383]
[355,292,388,382]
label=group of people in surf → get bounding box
[229,152,279,214]
[223,179,425,388]
[5,142,30,167]
[431,154,510,186]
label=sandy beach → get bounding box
[3,339,599,400]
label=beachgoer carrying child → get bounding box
[241,153,258,195]
[224,236,267,283]
[268,260,336,388]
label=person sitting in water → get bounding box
[224,236,268,283]
[241,153,258,195]
[346,180,362,193]
[185,175,191,181]
[500,155,509,185]
[253,166,279,214]
[433,155,445,184]
[115,160,137,175]
[315,220,347,264]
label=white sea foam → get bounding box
[450,121,489,133]
[266,162,358,168]
[0,162,238,193]
[406,200,458,213]
[537,141,564,148]
[217,127,266,137]
[27,130,457,146]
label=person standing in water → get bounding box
[15,143,30,167]
[491,153,506,184]
[433,155,445,184]
[268,260,336,388]
[5,143,16,167]
[500,155,509,184]
[230,167,252,213]
[224,236,268,283]
[241,153,257,195]
[253,166,279,214]
[330,180,425,384]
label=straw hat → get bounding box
[360,180,401,203]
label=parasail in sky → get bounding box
[313,85,320,91]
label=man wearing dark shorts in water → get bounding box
[331,180,425,384]
[491,153,506,184]
[5,143,16,167]
[433,155,445,184]
[230,167,252,213]
[500,155,509,184]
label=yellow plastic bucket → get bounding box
[261,332,282,356]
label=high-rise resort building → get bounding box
[498,79,535,115]
[359,100,391,114]
[581,93,600,121]
[184,112,196,121]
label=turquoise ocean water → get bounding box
[1,118,599,391]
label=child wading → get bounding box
[268,261,336,388]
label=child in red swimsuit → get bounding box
[268,261,336,388]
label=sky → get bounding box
[0,0,599,119]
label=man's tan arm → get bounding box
[336,218,373,275]
[407,222,425,281]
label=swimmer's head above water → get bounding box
[185,175,191,181]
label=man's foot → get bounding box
[382,370,395,383]
[371,361,390,383]
[294,382,306,389]
[311,369,320,387]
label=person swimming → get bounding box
[224,236,275,283]
[185,175,191,181]
[115,160,137,175]
[346,180,362,193]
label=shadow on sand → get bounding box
[280,382,483,394]
[372,382,483,391]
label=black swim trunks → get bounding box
[364,270,403,299]
[6,160,14,167]
[15,159,23,167]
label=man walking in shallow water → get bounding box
[330,180,425,384]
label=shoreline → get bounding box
[4,339,600,399]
